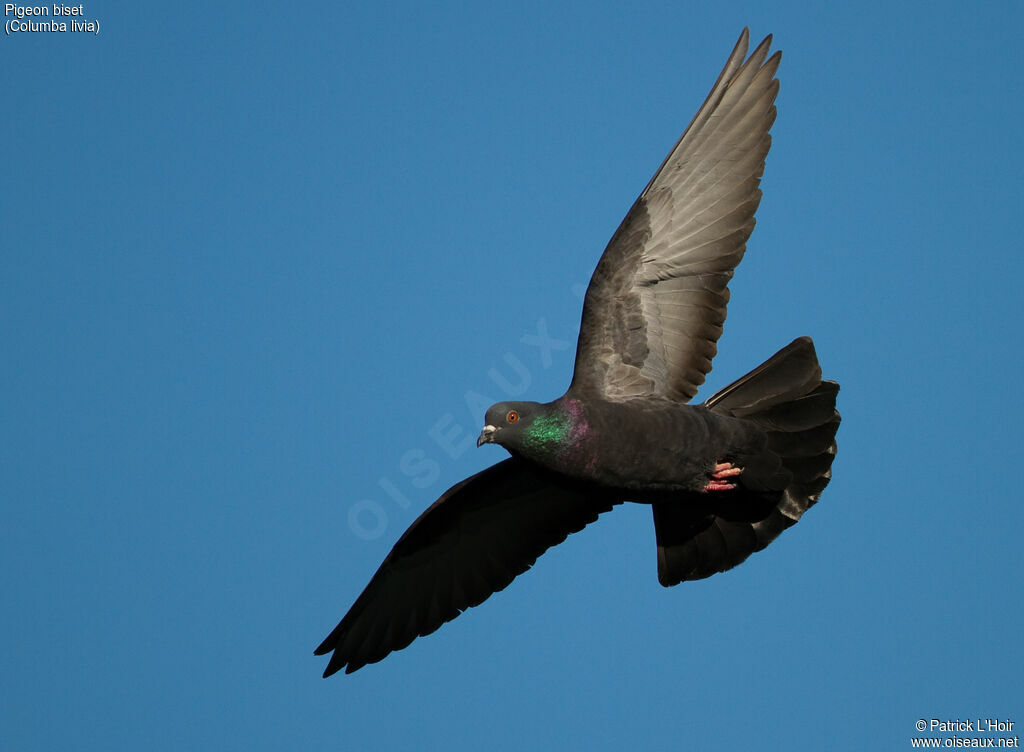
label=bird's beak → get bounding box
[477,425,497,447]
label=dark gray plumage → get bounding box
[573,31,778,402]
[316,29,840,677]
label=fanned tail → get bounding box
[654,336,840,585]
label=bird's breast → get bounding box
[544,400,730,494]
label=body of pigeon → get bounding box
[316,28,840,676]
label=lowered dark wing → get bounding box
[315,458,619,676]
[653,500,803,585]
[570,29,781,402]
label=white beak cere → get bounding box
[476,425,498,447]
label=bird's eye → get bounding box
[506,410,519,424]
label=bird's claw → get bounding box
[703,461,741,492]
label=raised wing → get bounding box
[315,458,619,676]
[570,29,781,402]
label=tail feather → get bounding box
[705,336,822,414]
[653,336,840,586]
[752,382,840,432]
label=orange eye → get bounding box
[506,410,519,424]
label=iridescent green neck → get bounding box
[523,409,571,453]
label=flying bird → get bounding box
[316,28,840,677]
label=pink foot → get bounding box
[703,462,742,492]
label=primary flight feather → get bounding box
[316,28,840,676]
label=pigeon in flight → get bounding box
[316,28,840,676]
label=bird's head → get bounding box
[478,400,583,461]
[477,401,545,451]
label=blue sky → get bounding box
[3,1,1022,749]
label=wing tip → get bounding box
[743,31,780,80]
[321,657,343,678]
[752,31,773,55]
[313,631,336,656]
[319,650,368,678]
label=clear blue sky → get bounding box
[3,1,1022,750]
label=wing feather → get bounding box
[570,29,781,402]
[315,458,619,675]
